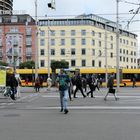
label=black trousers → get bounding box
[73,86,86,98]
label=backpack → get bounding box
[58,75,69,91]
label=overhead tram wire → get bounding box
[31,12,140,19]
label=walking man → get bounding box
[73,71,86,98]
[56,69,70,114]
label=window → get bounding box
[61,49,65,55]
[82,60,86,66]
[71,39,76,46]
[71,60,76,67]
[91,30,95,36]
[111,44,113,49]
[81,30,86,36]
[126,57,128,62]
[126,50,128,55]
[81,38,86,45]
[61,39,65,46]
[40,49,45,56]
[26,36,32,46]
[51,49,55,55]
[40,30,45,36]
[40,39,45,46]
[26,27,32,35]
[110,52,113,58]
[123,57,125,62]
[92,39,95,46]
[71,30,76,36]
[11,16,18,22]
[50,30,55,36]
[110,36,113,41]
[99,61,101,67]
[99,32,102,38]
[40,60,45,67]
[71,48,75,55]
[92,60,95,67]
[99,50,102,56]
[60,30,65,36]
[10,27,19,33]
[120,56,122,61]
[120,38,122,43]
[82,48,86,55]
[92,49,95,56]
[51,39,55,46]
[99,41,101,47]
[26,47,32,56]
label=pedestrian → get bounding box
[132,76,136,88]
[39,76,43,88]
[86,75,95,98]
[35,76,40,92]
[73,71,86,98]
[6,74,18,100]
[82,77,87,92]
[56,69,70,114]
[47,77,52,90]
[104,73,119,101]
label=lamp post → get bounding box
[116,0,120,92]
[47,25,50,79]
[35,0,38,79]
[105,23,108,87]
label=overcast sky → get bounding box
[13,0,140,48]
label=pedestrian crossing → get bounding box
[1,93,140,110]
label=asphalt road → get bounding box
[0,87,140,140]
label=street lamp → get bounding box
[47,25,50,79]
[105,23,108,87]
[116,0,120,92]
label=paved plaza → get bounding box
[0,87,140,140]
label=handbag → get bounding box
[108,88,115,94]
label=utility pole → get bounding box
[116,0,120,92]
[35,0,38,80]
[105,23,108,87]
[48,25,50,79]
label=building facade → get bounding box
[38,14,138,69]
[0,0,13,14]
[0,14,36,68]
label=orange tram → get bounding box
[15,68,140,87]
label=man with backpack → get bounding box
[56,69,70,114]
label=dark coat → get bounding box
[107,76,114,89]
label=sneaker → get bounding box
[104,98,107,101]
[64,109,69,114]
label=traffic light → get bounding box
[48,0,55,9]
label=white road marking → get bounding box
[27,106,140,110]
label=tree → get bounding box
[0,61,8,66]
[51,60,69,85]
[19,61,35,69]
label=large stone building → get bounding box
[0,14,36,67]
[0,0,13,14]
[38,14,138,70]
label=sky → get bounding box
[13,0,140,52]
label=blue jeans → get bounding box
[59,89,68,110]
